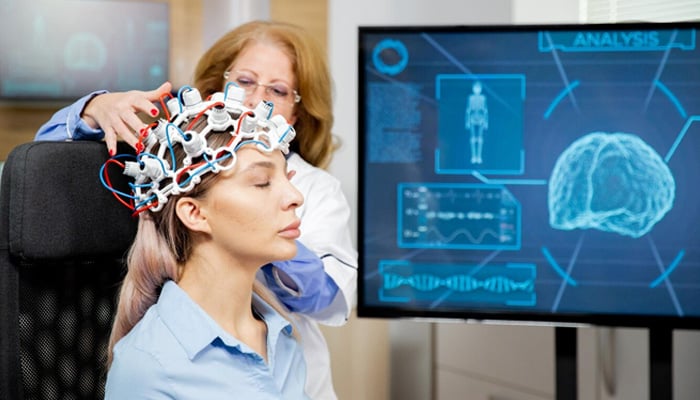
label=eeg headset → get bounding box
[100,83,296,215]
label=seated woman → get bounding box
[102,84,309,399]
[36,22,358,399]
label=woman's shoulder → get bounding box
[113,306,173,357]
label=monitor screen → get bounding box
[358,21,700,328]
[0,0,169,103]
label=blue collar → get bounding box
[155,280,293,361]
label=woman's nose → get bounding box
[284,181,304,210]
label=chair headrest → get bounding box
[2,141,137,260]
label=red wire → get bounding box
[132,201,157,217]
[159,92,174,120]
[127,96,244,215]
[103,158,134,210]
[236,111,254,135]
[136,122,158,154]
[229,111,253,146]
[186,101,224,131]
[175,160,207,185]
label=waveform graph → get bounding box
[398,183,521,250]
[378,260,536,306]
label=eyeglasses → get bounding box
[224,70,301,104]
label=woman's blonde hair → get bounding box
[107,119,297,366]
[194,20,337,169]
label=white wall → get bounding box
[201,0,270,49]
[329,1,700,399]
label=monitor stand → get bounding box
[555,327,577,400]
[649,327,673,399]
[555,326,673,400]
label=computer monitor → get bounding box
[0,0,169,103]
[358,21,700,328]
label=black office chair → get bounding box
[0,141,137,400]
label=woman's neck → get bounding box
[177,246,268,361]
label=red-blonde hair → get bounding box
[193,20,338,169]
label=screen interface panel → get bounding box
[359,23,700,326]
[0,0,169,101]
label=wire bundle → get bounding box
[100,84,296,214]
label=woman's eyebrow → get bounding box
[234,68,256,76]
[243,161,275,171]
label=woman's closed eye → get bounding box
[246,168,272,189]
[254,180,271,188]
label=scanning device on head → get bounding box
[100,83,296,215]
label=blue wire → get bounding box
[134,193,158,211]
[99,154,140,199]
[264,100,273,119]
[137,152,168,176]
[176,85,193,114]
[235,139,269,151]
[164,123,180,171]
[278,126,292,143]
[224,81,239,100]
[176,151,231,189]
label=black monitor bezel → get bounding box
[357,20,700,330]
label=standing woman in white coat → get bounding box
[35,20,357,400]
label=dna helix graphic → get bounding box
[382,273,534,294]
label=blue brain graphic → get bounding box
[548,132,675,238]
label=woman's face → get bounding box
[199,147,303,266]
[226,42,299,125]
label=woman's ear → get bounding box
[175,197,211,234]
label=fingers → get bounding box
[84,83,173,151]
[104,128,118,157]
[104,125,138,155]
[149,81,172,100]
[128,82,172,124]
[105,110,140,148]
[119,106,149,138]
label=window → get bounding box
[581,0,700,22]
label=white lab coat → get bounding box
[286,152,358,400]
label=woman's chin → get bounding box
[271,241,299,262]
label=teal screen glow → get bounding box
[358,22,700,327]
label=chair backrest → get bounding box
[0,141,137,400]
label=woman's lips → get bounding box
[279,219,301,239]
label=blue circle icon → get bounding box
[372,39,409,76]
